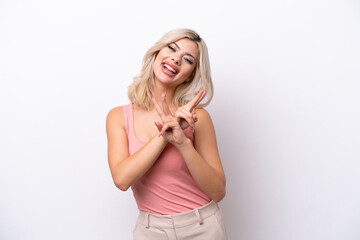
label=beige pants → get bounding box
[133,201,227,240]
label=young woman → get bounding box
[106,28,227,240]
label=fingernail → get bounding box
[190,124,195,132]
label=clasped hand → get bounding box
[152,88,206,145]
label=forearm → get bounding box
[174,139,226,202]
[111,135,167,191]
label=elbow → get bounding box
[116,184,130,192]
[114,179,131,191]
[111,169,133,191]
[213,188,226,203]
[214,179,226,202]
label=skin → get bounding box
[106,38,226,202]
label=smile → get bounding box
[163,63,178,74]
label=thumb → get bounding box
[154,121,163,132]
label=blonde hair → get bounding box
[128,28,214,110]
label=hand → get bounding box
[152,92,187,145]
[175,88,207,130]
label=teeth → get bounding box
[164,64,176,74]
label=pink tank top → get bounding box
[122,103,211,215]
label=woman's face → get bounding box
[153,38,199,88]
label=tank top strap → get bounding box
[122,103,133,136]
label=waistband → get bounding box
[137,201,219,229]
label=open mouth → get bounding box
[163,63,178,74]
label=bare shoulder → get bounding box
[194,108,217,141]
[106,106,125,130]
[195,108,213,126]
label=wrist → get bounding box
[173,137,192,150]
[152,132,168,145]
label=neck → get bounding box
[152,81,177,110]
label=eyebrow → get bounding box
[172,42,196,60]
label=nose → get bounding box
[172,53,181,65]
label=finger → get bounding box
[160,92,172,115]
[159,121,175,137]
[161,116,181,132]
[193,114,198,123]
[183,88,203,111]
[185,88,207,112]
[176,107,193,120]
[154,121,163,132]
[179,117,193,129]
[152,95,165,117]
[176,108,194,129]
[193,88,207,109]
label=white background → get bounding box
[1,0,360,239]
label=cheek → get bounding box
[154,54,161,65]
[183,66,196,77]
[153,54,164,71]
[156,49,167,60]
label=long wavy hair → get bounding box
[128,28,214,110]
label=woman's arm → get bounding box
[106,106,167,191]
[174,108,226,202]
[108,90,208,192]
[153,92,226,202]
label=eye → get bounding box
[185,58,193,64]
[168,45,175,52]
